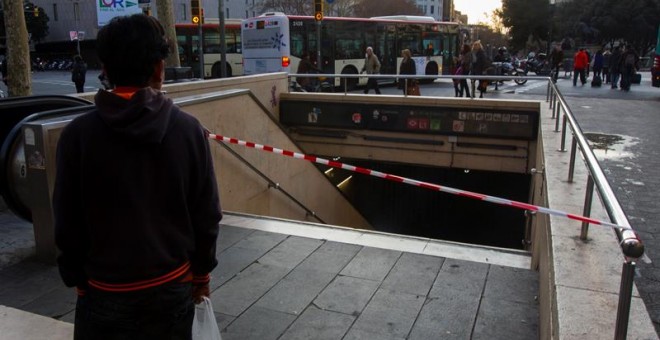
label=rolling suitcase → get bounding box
[591,75,602,87]
[631,73,641,84]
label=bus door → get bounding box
[378,24,397,76]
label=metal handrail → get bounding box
[208,133,326,225]
[548,80,644,340]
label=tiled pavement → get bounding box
[0,211,539,339]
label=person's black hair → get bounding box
[74,55,83,62]
[96,14,170,87]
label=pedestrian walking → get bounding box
[471,40,490,98]
[458,43,472,97]
[71,55,87,93]
[549,44,564,82]
[602,48,612,84]
[573,48,588,86]
[610,46,622,89]
[619,45,639,91]
[53,14,222,339]
[398,49,417,95]
[592,50,604,79]
[361,46,381,94]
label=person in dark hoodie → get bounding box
[53,14,222,339]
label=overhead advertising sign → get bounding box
[96,0,143,27]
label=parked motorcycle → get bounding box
[521,52,551,76]
[492,61,528,85]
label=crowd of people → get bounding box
[571,44,640,91]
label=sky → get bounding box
[453,0,503,24]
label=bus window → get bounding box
[397,24,423,56]
[422,32,440,56]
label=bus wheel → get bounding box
[211,62,232,78]
[423,62,439,84]
[340,67,359,91]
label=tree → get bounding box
[552,0,660,55]
[327,0,360,17]
[0,1,49,44]
[255,0,311,16]
[353,0,422,18]
[2,0,32,96]
[498,0,552,52]
[155,0,180,68]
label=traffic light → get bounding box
[314,0,323,21]
[191,0,203,24]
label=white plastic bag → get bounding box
[192,297,222,340]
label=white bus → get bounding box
[175,19,243,78]
[241,12,460,89]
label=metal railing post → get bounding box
[580,174,595,240]
[546,81,551,102]
[559,115,568,151]
[567,135,577,182]
[614,260,636,340]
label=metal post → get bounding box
[316,21,322,72]
[198,19,204,78]
[554,106,562,132]
[580,174,594,240]
[218,0,227,77]
[614,260,636,340]
[546,81,551,102]
[559,114,567,150]
[567,135,577,182]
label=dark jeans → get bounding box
[75,81,85,93]
[364,76,380,94]
[459,79,470,97]
[74,282,194,340]
[620,65,635,91]
[573,68,586,85]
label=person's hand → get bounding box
[192,283,210,304]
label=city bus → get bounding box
[175,19,243,78]
[241,12,460,89]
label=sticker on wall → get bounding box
[24,128,35,146]
[27,151,45,170]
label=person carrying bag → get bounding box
[398,49,419,95]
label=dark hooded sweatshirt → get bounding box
[53,88,222,291]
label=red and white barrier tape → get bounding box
[208,133,631,231]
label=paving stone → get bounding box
[214,311,235,332]
[222,305,295,340]
[210,243,272,289]
[20,285,76,318]
[257,236,323,270]
[429,258,488,298]
[210,230,288,289]
[408,290,480,340]
[483,265,539,305]
[210,262,290,316]
[340,246,401,282]
[342,327,405,340]
[349,288,425,339]
[471,296,539,340]
[256,267,335,315]
[295,241,361,275]
[313,275,379,316]
[279,305,355,340]
[381,252,444,296]
[216,224,255,253]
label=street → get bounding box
[6,69,660,332]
